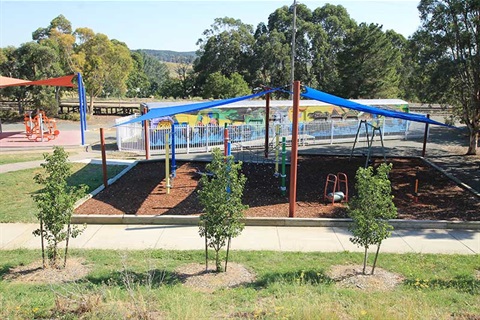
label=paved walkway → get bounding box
[1,223,479,254]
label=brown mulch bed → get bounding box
[327,265,404,291]
[4,258,90,284]
[75,155,480,221]
[175,262,256,293]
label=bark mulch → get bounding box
[75,155,480,221]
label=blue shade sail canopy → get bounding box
[301,86,454,128]
[116,88,279,126]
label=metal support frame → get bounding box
[350,119,387,167]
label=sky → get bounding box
[0,0,422,52]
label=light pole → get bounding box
[290,0,297,98]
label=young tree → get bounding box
[348,163,397,275]
[198,148,248,272]
[32,147,87,268]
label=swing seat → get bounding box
[326,191,345,202]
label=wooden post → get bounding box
[264,91,271,158]
[289,81,300,218]
[100,128,108,188]
[422,114,430,158]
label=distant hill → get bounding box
[136,49,196,63]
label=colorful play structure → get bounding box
[23,110,60,142]
[0,73,88,145]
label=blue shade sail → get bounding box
[300,86,454,128]
[116,88,279,126]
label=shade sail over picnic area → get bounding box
[0,76,32,88]
[0,74,76,88]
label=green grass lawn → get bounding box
[1,153,49,165]
[0,151,80,165]
[0,250,478,319]
[0,163,127,223]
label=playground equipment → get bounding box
[24,110,59,142]
[350,118,387,168]
[323,172,349,205]
[413,167,420,203]
[274,125,281,177]
[280,137,287,196]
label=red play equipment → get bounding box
[323,172,349,205]
[24,110,59,142]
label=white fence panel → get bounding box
[115,115,427,155]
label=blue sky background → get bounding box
[0,1,421,52]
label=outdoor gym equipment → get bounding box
[24,110,59,142]
[324,172,349,205]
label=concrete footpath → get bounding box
[1,223,479,254]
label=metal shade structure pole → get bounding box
[264,91,270,158]
[290,0,297,95]
[100,128,108,188]
[289,81,300,218]
[143,106,150,160]
[422,114,430,158]
[77,73,87,146]
[171,123,176,177]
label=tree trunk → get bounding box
[88,90,94,115]
[363,247,368,275]
[215,249,221,273]
[225,237,231,272]
[64,222,71,268]
[40,218,45,268]
[55,87,61,116]
[466,131,478,155]
[204,225,208,271]
[17,98,24,115]
[371,242,382,275]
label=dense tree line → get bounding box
[0,1,479,153]
[137,49,196,64]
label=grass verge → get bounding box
[0,152,73,165]
[0,250,479,319]
[0,163,127,223]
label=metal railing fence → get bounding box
[116,117,427,154]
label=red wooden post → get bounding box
[289,81,300,218]
[264,91,271,158]
[224,125,229,157]
[100,128,108,188]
